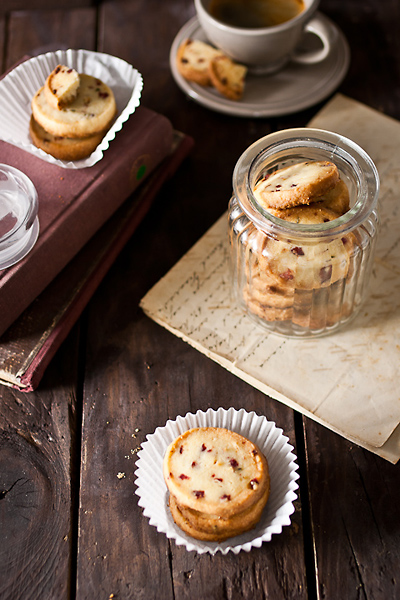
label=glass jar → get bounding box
[229,128,380,338]
[0,164,39,270]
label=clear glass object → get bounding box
[229,128,380,338]
[0,164,39,270]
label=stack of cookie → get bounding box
[244,160,355,328]
[30,64,117,161]
[163,427,270,541]
[176,39,247,100]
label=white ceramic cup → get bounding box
[194,0,332,74]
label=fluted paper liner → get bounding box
[135,407,299,554]
[0,49,143,169]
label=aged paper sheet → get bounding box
[140,95,400,463]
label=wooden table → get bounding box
[1,1,399,598]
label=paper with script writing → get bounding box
[140,95,400,463]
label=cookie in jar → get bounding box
[229,129,380,338]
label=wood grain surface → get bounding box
[0,1,399,599]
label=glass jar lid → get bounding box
[0,164,39,270]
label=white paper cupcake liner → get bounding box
[135,407,299,555]
[0,49,143,169]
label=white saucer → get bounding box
[170,14,350,118]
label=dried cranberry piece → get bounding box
[191,461,197,467]
[179,474,189,480]
[179,445,184,454]
[249,478,259,489]
[193,490,205,499]
[230,458,239,468]
[291,246,304,256]
[201,444,207,451]
[280,268,294,281]
[221,494,231,501]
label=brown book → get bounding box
[0,105,174,337]
[0,131,194,391]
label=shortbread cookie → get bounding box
[246,274,294,309]
[44,64,80,109]
[264,203,343,226]
[243,291,294,322]
[169,483,270,541]
[209,55,247,100]
[176,38,224,86]
[163,427,269,518]
[246,283,294,309]
[32,73,116,138]
[256,206,354,290]
[267,178,350,219]
[29,115,105,161]
[315,178,350,215]
[253,161,340,209]
[259,242,352,291]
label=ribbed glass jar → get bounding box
[229,128,380,338]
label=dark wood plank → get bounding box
[5,6,96,69]
[304,420,400,599]
[320,0,400,120]
[1,0,95,15]
[0,328,81,599]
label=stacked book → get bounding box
[0,104,193,390]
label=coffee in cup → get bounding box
[194,0,332,74]
[208,0,305,29]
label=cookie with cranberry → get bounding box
[208,55,247,100]
[163,427,269,518]
[168,483,270,541]
[44,64,80,109]
[176,38,224,86]
[32,73,116,138]
[29,115,105,161]
[253,161,340,210]
[267,178,350,219]
[257,207,354,290]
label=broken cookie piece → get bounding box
[44,64,80,109]
[209,55,247,100]
[176,38,224,86]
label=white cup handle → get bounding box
[292,15,332,65]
